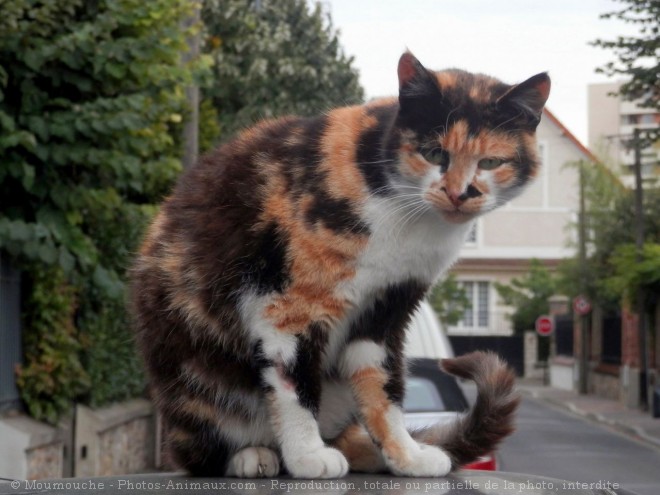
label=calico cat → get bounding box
[130,52,550,479]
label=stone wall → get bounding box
[97,407,154,476]
[0,414,64,480]
[75,399,155,478]
[0,399,155,480]
[26,442,64,480]
[589,369,620,401]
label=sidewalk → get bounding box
[517,378,660,450]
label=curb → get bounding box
[518,387,660,451]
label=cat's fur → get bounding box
[130,52,550,478]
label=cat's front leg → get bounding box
[341,340,452,477]
[261,327,349,479]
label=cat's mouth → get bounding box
[441,209,476,224]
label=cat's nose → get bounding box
[444,184,482,207]
[447,190,468,207]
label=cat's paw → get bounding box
[225,447,280,478]
[286,446,349,479]
[388,444,452,477]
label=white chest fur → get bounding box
[343,196,473,303]
[320,197,473,369]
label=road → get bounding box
[497,395,660,495]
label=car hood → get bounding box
[404,411,461,431]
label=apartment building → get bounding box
[588,81,660,187]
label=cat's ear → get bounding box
[497,72,551,128]
[397,51,440,97]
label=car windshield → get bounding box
[403,376,446,412]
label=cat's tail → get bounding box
[410,350,520,470]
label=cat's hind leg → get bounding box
[331,423,387,473]
[340,339,452,477]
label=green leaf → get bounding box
[21,163,35,191]
[8,220,31,241]
[38,244,58,264]
[58,247,75,273]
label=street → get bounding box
[498,396,660,495]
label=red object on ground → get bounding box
[463,454,498,471]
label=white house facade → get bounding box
[447,109,592,336]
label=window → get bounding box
[465,222,477,245]
[458,281,490,329]
[403,377,445,412]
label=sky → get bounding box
[321,0,637,146]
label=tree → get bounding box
[495,259,558,334]
[201,0,364,141]
[0,0,196,422]
[557,160,660,312]
[592,0,660,113]
[429,275,470,327]
[605,243,660,310]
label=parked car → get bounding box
[403,357,498,471]
[404,301,497,471]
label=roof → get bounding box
[542,108,598,163]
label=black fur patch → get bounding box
[287,322,328,416]
[244,222,290,294]
[305,192,368,235]
[357,105,398,195]
[168,425,234,477]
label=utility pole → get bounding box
[633,128,649,410]
[181,2,201,169]
[578,161,589,395]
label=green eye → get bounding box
[422,147,449,169]
[478,158,504,170]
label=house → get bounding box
[447,109,593,337]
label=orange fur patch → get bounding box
[139,210,167,257]
[400,143,431,178]
[168,427,193,445]
[257,146,368,333]
[320,106,374,203]
[441,121,518,159]
[332,424,383,472]
[350,368,407,464]
[493,165,517,186]
[436,71,458,90]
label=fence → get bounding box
[449,335,525,376]
[0,254,22,412]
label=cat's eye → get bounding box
[477,158,504,170]
[422,147,449,169]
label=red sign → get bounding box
[535,315,554,336]
[573,295,592,316]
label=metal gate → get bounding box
[0,253,22,412]
[601,313,622,364]
[555,314,574,357]
[449,335,524,376]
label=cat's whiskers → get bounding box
[392,200,432,240]
[358,158,396,166]
[370,197,425,232]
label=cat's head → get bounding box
[391,52,550,224]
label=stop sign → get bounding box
[535,315,554,336]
